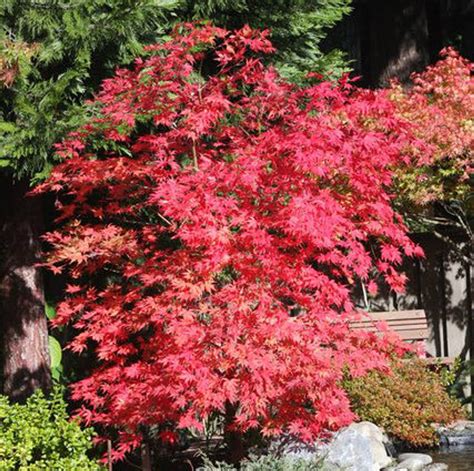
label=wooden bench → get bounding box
[350,309,454,365]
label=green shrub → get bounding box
[198,454,326,471]
[344,359,465,447]
[0,387,102,470]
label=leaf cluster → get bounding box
[0,0,352,181]
[344,360,465,447]
[0,386,102,470]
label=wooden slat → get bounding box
[351,322,428,331]
[395,329,429,341]
[355,310,425,321]
[349,310,429,342]
[355,320,428,327]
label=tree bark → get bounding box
[362,0,430,86]
[224,402,245,465]
[0,176,51,401]
[141,442,152,471]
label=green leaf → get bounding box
[48,336,62,369]
[0,121,17,133]
[45,302,56,320]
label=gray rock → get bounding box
[393,453,434,471]
[325,425,392,471]
[423,464,448,471]
[441,434,474,446]
[397,454,432,466]
[453,424,466,432]
[350,421,389,444]
[394,459,424,471]
[325,429,377,471]
[273,421,392,470]
[448,420,473,429]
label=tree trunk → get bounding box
[362,0,430,86]
[141,442,152,471]
[0,176,51,401]
[224,402,245,465]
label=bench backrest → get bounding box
[350,309,429,342]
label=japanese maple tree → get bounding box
[389,48,473,225]
[37,24,422,459]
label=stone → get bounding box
[397,453,432,466]
[449,420,473,429]
[325,425,393,471]
[424,464,448,471]
[272,421,393,470]
[325,429,377,471]
[369,436,392,469]
[351,421,389,443]
[453,424,466,432]
[394,459,424,471]
[393,454,433,471]
[442,433,474,446]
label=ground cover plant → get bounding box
[198,454,326,470]
[37,23,461,461]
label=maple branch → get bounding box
[360,279,370,311]
[157,212,172,226]
[192,141,199,171]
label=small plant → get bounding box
[0,387,102,470]
[198,454,326,471]
[344,359,466,447]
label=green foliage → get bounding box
[198,454,326,471]
[178,0,352,82]
[0,387,102,470]
[344,360,465,447]
[0,0,177,179]
[439,357,463,388]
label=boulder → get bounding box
[325,423,392,471]
[273,421,392,470]
[351,421,389,443]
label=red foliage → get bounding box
[37,24,422,457]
